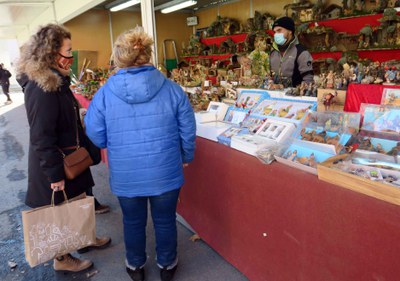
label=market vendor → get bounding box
[270,16,314,87]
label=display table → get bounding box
[178,137,400,281]
[73,92,91,109]
[344,83,400,112]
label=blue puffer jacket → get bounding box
[84,65,196,197]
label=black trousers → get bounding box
[1,82,11,100]
[86,186,101,208]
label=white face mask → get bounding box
[274,33,287,46]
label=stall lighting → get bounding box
[161,0,197,14]
[110,0,141,12]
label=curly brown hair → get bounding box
[17,24,71,75]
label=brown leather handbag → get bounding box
[62,146,93,180]
[60,100,94,180]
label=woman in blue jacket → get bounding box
[84,27,196,281]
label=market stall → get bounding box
[178,137,400,281]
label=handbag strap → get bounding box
[71,97,81,149]
[58,95,81,157]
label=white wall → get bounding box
[16,0,105,44]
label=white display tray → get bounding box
[256,119,295,144]
[195,111,217,123]
[196,121,232,142]
[231,134,276,156]
[195,102,230,124]
[231,119,296,156]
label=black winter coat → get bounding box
[0,68,11,83]
[21,70,94,208]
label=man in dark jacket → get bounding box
[269,17,314,87]
[0,63,12,104]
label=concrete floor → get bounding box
[0,91,249,281]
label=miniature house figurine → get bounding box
[321,4,343,20]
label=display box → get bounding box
[197,107,246,142]
[217,115,265,147]
[217,126,249,147]
[275,139,335,175]
[234,89,270,110]
[195,102,229,123]
[231,119,295,156]
[317,89,346,112]
[275,111,360,174]
[381,88,400,106]
[231,134,276,156]
[295,111,361,155]
[250,97,316,125]
[317,154,400,206]
[360,103,400,136]
[241,116,266,134]
[223,107,249,125]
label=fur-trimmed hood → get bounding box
[17,60,62,93]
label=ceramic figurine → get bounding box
[300,128,314,141]
[359,137,374,150]
[326,70,334,88]
[323,91,338,111]
[238,55,252,78]
[312,131,326,143]
[308,153,317,168]
[387,142,400,156]
[374,143,387,154]
[384,66,397,84]
[287,150,298,161]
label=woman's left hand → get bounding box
[51,180,65,192]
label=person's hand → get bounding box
[51,180,65,192]
[183,163,189,168]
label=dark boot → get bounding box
[160,264,178,281]
[126,267,145,281]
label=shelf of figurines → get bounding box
[193,88,400,206]
[182,8,400,64]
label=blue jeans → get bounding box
[118,188,180,269]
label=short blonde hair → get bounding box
[112,27,153,68]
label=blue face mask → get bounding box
[274,33,287,46]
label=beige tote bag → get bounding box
[22,191,96,267]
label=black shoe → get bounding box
[160,264,178,281]
[95,204,110,214]
[126,267,145,281]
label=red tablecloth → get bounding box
[344,83,400,112]
[178,137,400,281]
[73,93,91,109]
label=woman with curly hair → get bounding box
[17,24,110,273]
[84,27,196,281]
